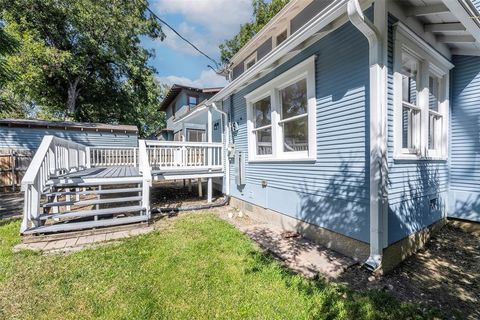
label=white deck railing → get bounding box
[20,136,89,232]
[90,147,138,167]
[145,141,223,172]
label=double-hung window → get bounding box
[394,23,452,160]
[400,52,422,154]
[246,56,316,161]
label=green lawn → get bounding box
[0,214,437,319]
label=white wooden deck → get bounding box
[20,137,224,234]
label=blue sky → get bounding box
[142,0,253,88]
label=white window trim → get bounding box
[393,23,453,161]
[245,56,316,162]
[244,52,257,71]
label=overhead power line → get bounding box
[139,1,222,71]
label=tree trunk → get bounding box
[66,77,80,120]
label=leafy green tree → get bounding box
[0,0,167,137]
[0,25,18,82]
[219,0,290,64]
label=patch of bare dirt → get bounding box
[150,180,224,209]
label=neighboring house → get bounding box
[180,0,480,272]
[158,84,222,142]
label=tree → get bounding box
[0,25,18,82]
[0,0,166,137]
[219,0,290,64]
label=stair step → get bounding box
[22,215,148,235]
[45,188,142,197]
[41,196,142,208]
[46,177,143,187]
[39,205,145,221]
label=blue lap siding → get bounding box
[449,55,480,222]
[386,15,449,245]
[227,20,371,243]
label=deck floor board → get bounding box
[58,166,141,179]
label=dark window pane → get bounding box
[256,128,272,155]
[429,76,439,112]
[283,117,308,152]
[188,96,198,106]
[401,53,418,105]
[276,30,288,46]
[429,114,441,150]
[280,79,307,120]
[253,96,271,128]
[402,106,410,149]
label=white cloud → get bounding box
[154,0,252,56]
[158,69,228,88]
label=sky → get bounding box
[142,0,253,89]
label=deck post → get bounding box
[207,177,212,203]
[188,179,192,192]
[198,178,203,197]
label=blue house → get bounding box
[185,0,480,272]
[17,0,480,274]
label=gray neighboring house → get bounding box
[157,84,222,142]
[0,118,138,151]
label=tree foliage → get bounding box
[219,0,290,64]
[0,0,167,137]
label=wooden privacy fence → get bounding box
[0,150,33,192]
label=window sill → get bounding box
[393,154,448,161]
[248,157,316,163]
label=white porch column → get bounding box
[207,107,213,203]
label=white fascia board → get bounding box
[442,0,480,44]
[173,105,208,124]
[209,0,370,103]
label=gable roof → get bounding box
[159,84,222,111]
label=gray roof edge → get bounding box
[0,118,138,133]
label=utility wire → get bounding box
[139,1,221,70]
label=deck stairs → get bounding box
[22,173,148,235]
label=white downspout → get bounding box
[211,102,230,196]
[347,0,388,271]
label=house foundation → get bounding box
[230,196,451,274]
[230,196,370,262]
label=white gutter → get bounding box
[347,0,388,272]
[210,102,230,196]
